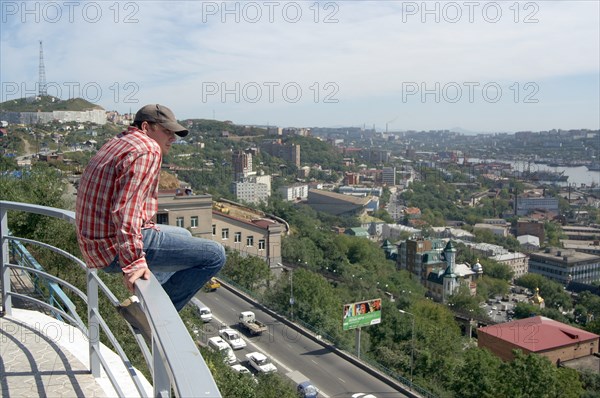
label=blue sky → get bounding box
[1,0,598,132]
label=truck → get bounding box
[205,277,221,292]
[238,311,267,336]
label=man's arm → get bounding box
[111,150,161,278]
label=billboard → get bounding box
[342,298,382,331]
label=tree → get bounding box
[447,284,484,315]
[516,273,572,312]
[408,300,463,390]
[222,251,271,291]
[450,347,502,398]
[499,350,583,398]
[482,259,514,281]
[513,302,540,319]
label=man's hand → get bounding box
[123,268,151,293]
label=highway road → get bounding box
[194,286,407,398]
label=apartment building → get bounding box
[381,166,396,186]
[232,175,271,205]
[211,202,286,267]
[279,184,309,201]
[156,194,287,267]
[260,140,301,168]
[516,196,559,216]
[529,248,600,284]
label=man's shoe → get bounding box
[117,296,152,342]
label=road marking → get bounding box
[338,377,346,383]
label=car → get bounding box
[230,364,252,375]
[491,306,498,310]
[297,380,319,398]
[245,351,277,374]
[219,328,247,350]
[197,307,213,323]
[207,336,237,365]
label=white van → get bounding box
[207,336,237,364]
[190,297,213,322]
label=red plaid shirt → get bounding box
[76,126,161,273]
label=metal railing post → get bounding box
[1,206,11,315]
[87,268,101,377]
[153,339,171,398]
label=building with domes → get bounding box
[425,241,483,303]
[529,287,545,309]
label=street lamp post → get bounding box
[399,309,415,386]
[289,268,294,322]
[272,263,294,322]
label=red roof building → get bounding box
[478,316,599,363]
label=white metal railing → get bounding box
[0,200,221,398]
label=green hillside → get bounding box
[186,118,267,136]
[0,96,104,112]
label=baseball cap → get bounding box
[134,104,189,137]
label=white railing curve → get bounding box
[0,200,221,398]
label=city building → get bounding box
[431,227,475,241]
[0,109,107,125]
[306,189,372,216]
[425,241,482,303]
[211,200,287,267]
[279,184,309,201]
[459,241,507,257]
[490,251,529,280]
[232,175,271,205]
[516,196,559,216]
[517,234,541,251]
[232,150,253,180]
[345,227,370,239]
[516,220,548,244]
[156,193,213,238]
[155,193,287,267]
[473,223,508,237]
[403,207,422,220]
[562,240,600,256]
[451,239,527,280]
[338,186,383,197]
[298,166,311,178]
[478,316,599,363]
[381,166,396,186]
[260,140,301,168]
[528,248,600,285]
[398,238,446,283]
[562,226,600,241]
[344,172,360,185]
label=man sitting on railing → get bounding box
[75,104,226,340]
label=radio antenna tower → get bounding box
[38,40,47,97]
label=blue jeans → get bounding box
[105,225,226,311]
